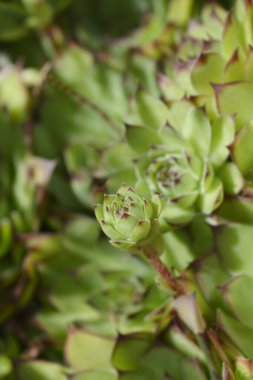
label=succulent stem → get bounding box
[143,245,185,295]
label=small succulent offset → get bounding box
[94,184,163,254]
[125,94,241,225]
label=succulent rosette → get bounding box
[162,0,253,127]
[125,92,242,224]
[94,184,163,253]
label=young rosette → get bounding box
[94,184,163,254]
[126,93,242,224]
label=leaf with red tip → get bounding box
[214,81,253,129]
[191,53,224,95]
[130,220,150,242]
[110,240,135,251]
[223,49,244,82]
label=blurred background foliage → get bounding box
[0,0,235,379]
[0,0,233,59]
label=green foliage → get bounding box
[2,1,253,380]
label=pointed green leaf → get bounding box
[126,125,161,153]
[182,107,211,157]
[162,230,195,271]
[73,372,117,380]
[216,223,253,275]
[222,275,253,330]
[160,202,194,225]
[166,326,207,363]
[110,240,135,250]
[209,116,235,169]
[158,74,184,101]
[112,335,151,371]
[223,50,244,83]
[130,220,150,242]
[219,197,253,224]
[190,218,213,255]
[191,53,224,95]
[214,82,253,129]
[128,91,170,130]
[218,310,253,360]
[233,123,253,175]
[17,361,67,380]
[65,330,115,371]
[222,14,240,60]
[160,124,189,152]
[94,204,104,223]
[116,214,138,237]
[245,47,253,81]
[198,178,223,214]
[167,100,193,132]
[218,162,244,195]
[193,253,229,311]
[101,220,125,241]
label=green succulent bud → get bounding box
[94,184,162,253]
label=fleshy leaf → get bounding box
[94,204,104,223]
[233,123,253,175]
[198,178,223,214]
[130,220,150,242]
[222,275,253,330]
[214,82,253,129]
[110,240,135,250]
[218,310,253,360]
[112,334,151,371]
[219,197,253,224]
[126,125,161,153]
[216,223,253,275]
[101,221,125,241]
[191,53,224,95]
[160,202,194,225]
[182,107,211,157]
[218,162,244,195]
[128,91,170,130]
[209,116,235,169]
[17,361,67,380]
[116,213,138,237]
[65,329,115,371]
[162,230,195,271]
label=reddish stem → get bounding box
[143,246,184,295]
